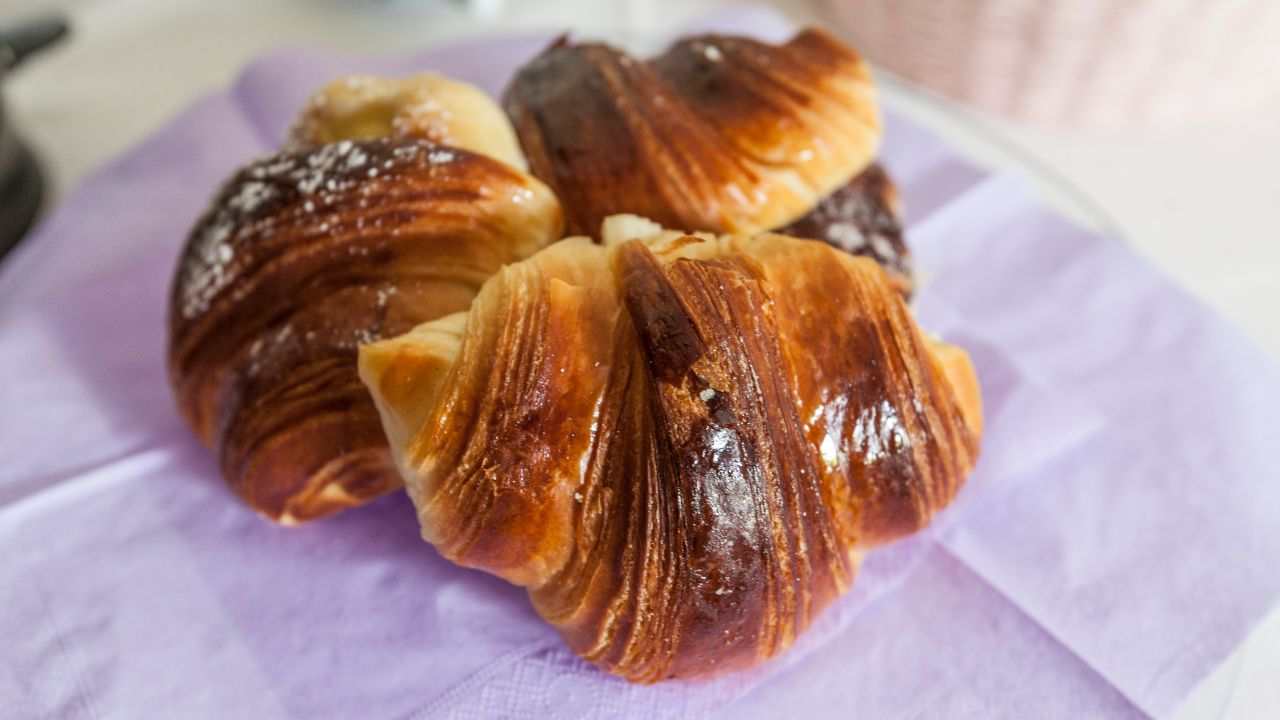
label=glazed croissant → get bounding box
[168,78,563,523]
[166,25,981,683]
[359,216,981,681]
[504,28,912,293]
[169,28,914,523]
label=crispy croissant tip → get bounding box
[362,215,980,681]
[503,27,882,236]
[928,337,984,438]
[290,73,529,171]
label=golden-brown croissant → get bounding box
[167,77,563,523]
[359,216,981,681]
[503,29,881,238]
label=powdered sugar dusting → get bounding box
[393,97,454,144]
[393,144,421,161]
[690,40,724,63]
[226,181,278,214]
[180,221,236,319]
[179,139,439,321]
[827,223,866,251]
[333,325,380,351]
[245,324,295,378]
[344,145,368,169]
[427,149,456,164]
[375,285,398,308]
[869,234,895,260]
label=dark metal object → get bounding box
[0,16,69,261]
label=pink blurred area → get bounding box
[821,0,1280,129]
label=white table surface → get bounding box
[4,1,1278,717]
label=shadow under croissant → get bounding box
[34,237,536,619]
[27,227,542,705]
[157,471,554,715]
[31,163,977,700]
[123,25,996,692]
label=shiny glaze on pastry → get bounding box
[503,29,881,236]
[168,139,562,522]
[360,217,980,680]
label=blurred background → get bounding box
[1,0,1278,715]
[4,0,1278,355]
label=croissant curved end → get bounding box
[927,336,984,439]
[290,73,529,171]
[359,215,981,681]
[503,28,881,236]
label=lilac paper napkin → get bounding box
[3,7,1279,719]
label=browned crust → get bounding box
[168,138,562,522]
[362,231,980,681]
[503,28,881,236]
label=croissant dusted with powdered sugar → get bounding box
[359,216,981,681]
[165,26,980,683]
[288,73,528,171]
[168,77,563,523]
[170,29,921,526]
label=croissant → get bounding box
[359,216,981,681]
[504,29,913,294]
[167,77,563,523]
[502,30,911,276]
[776,162,911,296]
[288,72,528,171]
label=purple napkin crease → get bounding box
[2,7,1278,719]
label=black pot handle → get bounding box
[0,16,70,72]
